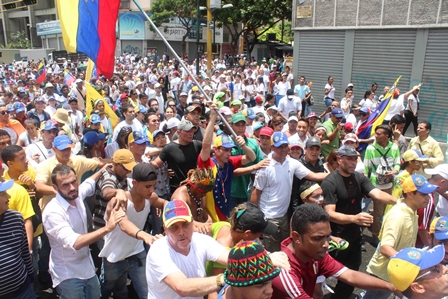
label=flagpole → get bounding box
[132,0,237,138]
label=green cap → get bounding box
[231,113,247,124]
[231,100,242,106]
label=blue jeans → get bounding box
[324,97,333,107]
[303,103,312,117]
[56,276,100,299]
[362,289,391,299]
[275,94,283,106]
[17,283,37,299]
[101,250,147,299]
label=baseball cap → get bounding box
[35,97,46,103]
[90,114,101,124]
[425,164,448,180]
[343,133,359,144]
[0,179,13,192]
[387,245,444,292]
[430,216,441,235]
[6,104,14,112]
[152,130,165,138]
[154,83,162,89]
[75,78,83,83]
[288,116,298,123]
[242,108,256,119]
[166,117,180,129]
[253,122,265,131]
[214,134,236,149]
[255,95,264,103]
[98,133,106,140]
[128,131,149,145]
[186,105,202,114]
[306,136,321,148]
[163,199,193,228]
[347,83,354,87]
[402,174,438,194]
[307,112,318,118]
[83,131,100,146]
[343,122,354,131]
[266,105,279,112]
[260,127,274,137]
[137,105,148,114]
[271,132,289,147]
[231,113,247,124]
[53,135,74,150]
[360,107,371,114]
[331,108,344,118]
[178,120,197,131]
[203,85,212,91]
[179,92,188,97]
[132,163,157,181]
[191,86,199,92]
[224,241,280,287]
[231,100,242,107]
[433,216,448,241]
[290,140,304,149]
[45,82,54,89]
[15,104,25,113]
[113,149,137,170]
[119,93,128,100]
[394,89,400,98]
[337,145,360,157]
[234,203,278,235]
[41,120,58,131]
[402,149,429,162]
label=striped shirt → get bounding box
[364,141,401,189]
[93,167,128,230]
[0,210,33,296]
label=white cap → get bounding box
[75,79,83,83]
[166,117,180,129]
[288,116,298,122]
[425,164,448,180]
[203,86,212,91]
[347,83,354,87]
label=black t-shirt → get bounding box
[159,140,202,188]
[322,170,375,240]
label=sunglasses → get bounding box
[360,113,367,117]
[0,111,10,115]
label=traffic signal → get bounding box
[3,3,16,9]
[23,0,37,5]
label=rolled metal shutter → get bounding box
[351,29,416,103]
[296,30,346,114]
[421,29,448,142]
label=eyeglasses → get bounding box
[0,111,10,115]
[120,164,130,172]
[415,265,441,281]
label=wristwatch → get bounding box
[216,273,225,288]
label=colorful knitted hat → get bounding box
[224,241,280,287]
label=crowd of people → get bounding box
[1,52,448,299]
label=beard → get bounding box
[59,189,78,201]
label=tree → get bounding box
[215,0,292,57]
[0,31,31,49]
[259,21,293,44]
[149,0,200,55]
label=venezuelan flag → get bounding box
[63,71,76,86]
[85,59,98,82]
[56,0,119,79]
[85,83,119,129]
[35,60,46,84]
[357,76,401,152]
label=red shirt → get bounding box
[272,238,346,299]
[416,192,435,248]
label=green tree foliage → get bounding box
[259,21,293,44]
[215,0,292,56]
[149,0,199,55]
[0,31,31,49]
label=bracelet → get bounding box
[216,273,224,288]
[29,250,33,255]
[135,229,142,239]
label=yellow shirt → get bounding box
[384,170,411,215]
[408,135,444,178]
[366,202,418,281]
[7,182,41,236]
[35,155,98,210]
[3,165,37,182]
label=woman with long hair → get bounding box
[94,99,113,142]
[18,119,41,147]
[104,126,132,158]
[359,90,375,110]
[268,115,285,132]
[323,149,339,173]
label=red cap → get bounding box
[343,122,354,131]
[255,95,263,103]
[393,89,400,98]
[260,127,274,137]
[120,93,128,100]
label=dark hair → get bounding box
[120,104,133,115]
[1,145,23,164]
[24,118,39,128]
[298,117,309,126]
[372,82,378,88]
[327,76,332,81]
[148,99,158,107]
[51,164,76,185]
[291,204,329,235]
[326,149,338,163]
[363,90,373,98]
[375,124,392,138]
[144,111,158,124]
[345,88,352,94]
[390,114,406,125]
[265,94,274,102]
[138,93,148,99]
[0,130,10,139]
[419,120,431,131]
[117,127,132,148]
[300,76,305,80]
[298,180,320,200]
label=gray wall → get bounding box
[293,0,448,29]
[292,27,448,143]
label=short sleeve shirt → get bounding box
[322,170,375,239]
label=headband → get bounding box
[300,184,321,200]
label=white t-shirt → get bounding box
[325,84,335,99]
[18,131,40,147]
[278,96,302,117]
[385,98,405,121]
[25,141,55,169]
[276,81,290,96]
[406,94,419,112]
[112,119,143,141]
[146,233,226,299]
[254,154,310,218]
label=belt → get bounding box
[125,253,143,267]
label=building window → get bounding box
[120,0,130,9]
